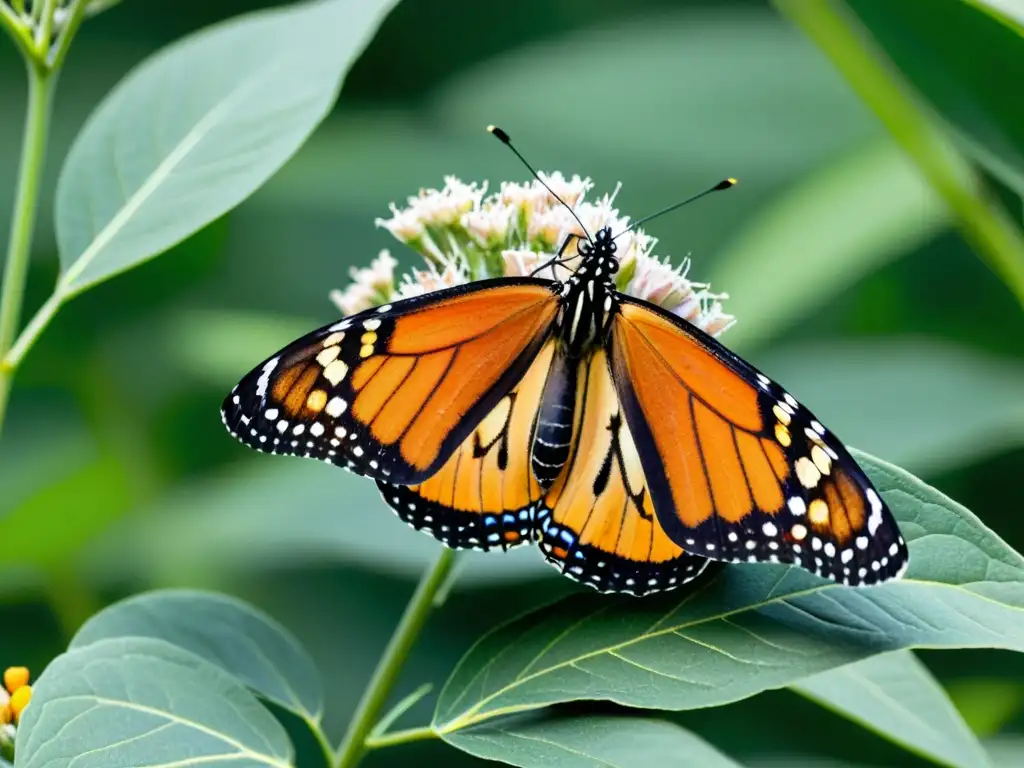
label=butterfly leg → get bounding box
[529,233,582,278]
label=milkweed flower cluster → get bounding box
[330,174,735,337]
[0,666,32,758]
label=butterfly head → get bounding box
[578,227,620,275]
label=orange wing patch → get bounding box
[610,297,908,587]
[222,279,558,485]
[537,349,710,596]
[375,342,555,551]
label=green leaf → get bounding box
[444,713,742,768]
[15,637,292,768]
[434,451,1024,734]
[53,0,397,297]
[846,0,1024,196]
[794,650,990,768]
[70,589,323,723]
[754,338,1024,475]
[710,140,947,351]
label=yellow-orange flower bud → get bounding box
[3,668,28,695]
[9,686,30,722]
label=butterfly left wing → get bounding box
[375,340,555,550]
[222,279,559,485]
[609,297,908,587]
[538,348,711,596]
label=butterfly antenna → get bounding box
[615,178,737,239]
[488,125,593,242]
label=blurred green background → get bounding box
[2,1,1024,766]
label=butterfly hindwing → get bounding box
[222,279,559,485]
[610,296,908,586]
[375,341,555,550]
[537,349,712,596]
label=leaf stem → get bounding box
[369,683,433,740]
[364,726,440,751]
[774,0,1024,307]
[310,723,335,768]
[334,548,457,768]
[0,60,55,436]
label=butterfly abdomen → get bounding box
[531,347,577,488]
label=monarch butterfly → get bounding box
[222,126,908,596]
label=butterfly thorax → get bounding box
[555,227,620,357]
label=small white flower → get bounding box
[698,295,737,337]
[462,206,514,248]
[396,262,469,299]
[375,205,424,242]
[329,250,397,316]
[377,177,486,238]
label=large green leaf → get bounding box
[15,637,292,768]
[794,651,991,768]
[711,140,947,351]
[846,0,1024,196]
[71,589,324,723]
[433,452,1024,733]
[444,713,741,768]
[53,0,397,297]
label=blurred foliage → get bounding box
[1,0,1024,766]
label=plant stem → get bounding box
[334,548,457,768]
[775,0,1024,307]
[0,61,55,436]
[365,726,440,751]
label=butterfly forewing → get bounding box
[537,348,711,596]
[610,297,908,586]
[222,279,559,485]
